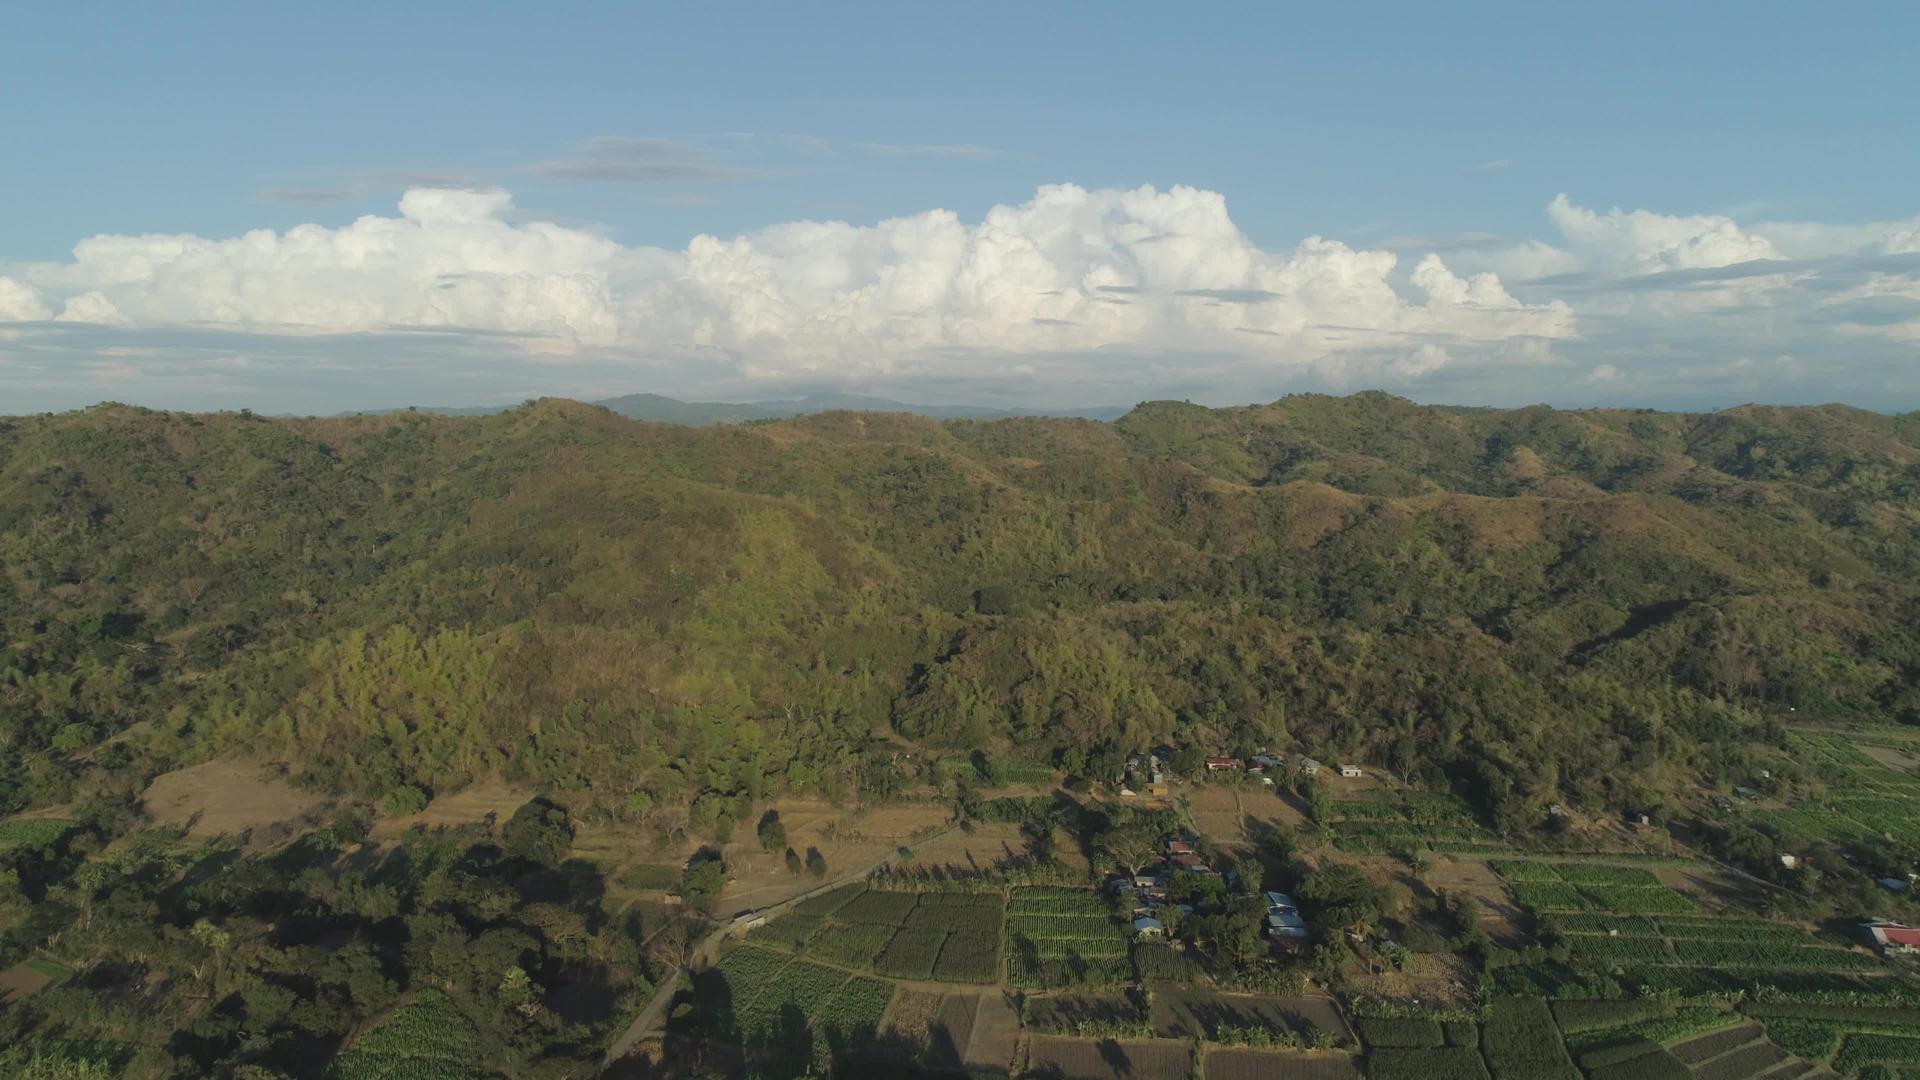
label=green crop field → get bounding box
[1367,1046,1492,1080]
[328,990,489,1080]
[837,889,921,925]
[809,922,896,969]
[1480,997,1578,1080]
[1355,1017,1445,1048]
[1667,939,1880,970]
[931,931,1002,983]
[1834,1033,1920,1074]
[1749,1002,1920,1066]
[1549,999,1670,1034]
[1007,886,1109,915]
[905,895,1004,935]
[1564,934,1675,965]
[873,927,946,979]
[1131,942,1205,985]
[1005,886,1127,985]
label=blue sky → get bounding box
[3,2,1917,413]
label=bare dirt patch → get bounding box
[1025,1035,1194,1080]
[1188,785,1252,845]
[1419,856,1530,946]
[574,799,962,921]
[878,988,943,1045]
[1655,863,1767,910]
[1206,1048,1362,1080]
[1150,991,1351,1043]
[142,759,326,843]
[1861,744,1920,771]
[0,962,53,1004]
[961,991,1021,1074]
[1238,785,1311,835]
[372,776,535,838]
[708,800,957,918]
[1344,947,1479,1010]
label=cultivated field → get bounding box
[1150,991,1351,1044]
[1206,1048,1362,1080]
[1025,1035,1195,1080]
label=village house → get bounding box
[1206,756,1243,772]
[1339,763,1364,778]
[1133,916,1166,940]
[1264,891,1309,941]
[1296,755,1323,777]
[1866,920,1920,955]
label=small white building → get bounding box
[1339,764,1363,778]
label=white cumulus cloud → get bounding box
[2,184,1572,384]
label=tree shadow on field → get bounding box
[1097,1037,1136,1078]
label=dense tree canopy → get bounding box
[1,394,1916,832]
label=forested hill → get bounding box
[3,392,1919,831]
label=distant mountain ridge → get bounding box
[342,391,1130,424]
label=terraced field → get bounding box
[748,885,1007,984]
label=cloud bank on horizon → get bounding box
[2,184,1917,413]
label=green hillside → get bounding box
[5,391,1920,1077]
[3,393,1918,826]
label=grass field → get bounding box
[0,818,74,852]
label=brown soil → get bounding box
[571,799,961,921]
[1150,991,1351,1043]
[961,991,1021,1074]
[1418,856,1530,946]
[1343,948,1479,1010]
[1206,1048,1362,1080]
[0,962,53,1005]
[1188,785,1251,845]
[877,988,943,1047]
[1655,863,1767,910]
[1025,1035,1194,1080]
[142,758,326,844]
[937,992,982,1064]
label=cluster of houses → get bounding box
[1120,749,1363,797]
[1109,836,1312,953]
[1113,836,1219,940]
[1121,753,1172,798]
